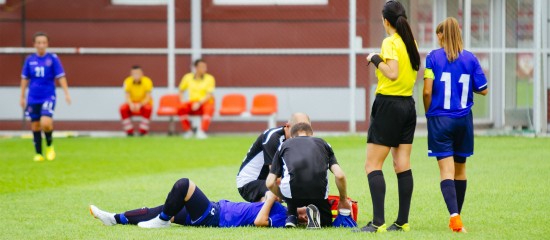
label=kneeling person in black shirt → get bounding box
[266,122,351,228]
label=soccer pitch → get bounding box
[1,135,549,239]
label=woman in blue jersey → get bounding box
[19,32,71,162]
[90,178,307,228]
[423,17,488,233]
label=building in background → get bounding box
[0,0,548,133]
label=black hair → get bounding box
[33,32,48,42]
[131,65,141,70]
[290,122,313,137]
[382,0,420,71]
[194,59,205,66]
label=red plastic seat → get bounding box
[219,94,247,116]
[156,94,181,116]
[250,94,277,115]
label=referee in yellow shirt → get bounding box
[358,1,420,233]
[177,59,215,139]
[119,65,154,136]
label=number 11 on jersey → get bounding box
[441,72,470,110]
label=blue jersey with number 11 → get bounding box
[21,52,65,104]
[425,49,488,118]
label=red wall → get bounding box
[0,0,372,87]
[0,0,374,131]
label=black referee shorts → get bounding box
[367,94,416,147]
[238,180,268,202]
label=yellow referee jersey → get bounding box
[179,73,216,103]
[123,76,153,104]
[375,33,418,96]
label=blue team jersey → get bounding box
[425,49,488,118]
[218,200,287,228]
[21,52,65,104]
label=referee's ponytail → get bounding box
[382,0,421,71]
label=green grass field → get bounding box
[1,135,549,239]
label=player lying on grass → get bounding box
[237,112,310,202]
[90,178,307,228]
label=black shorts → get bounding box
[367,94,416,147]
[238,180,268,202]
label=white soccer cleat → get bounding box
[89,205,116,226]
[196,130,208,139]
[182,131,194,139]
[137,216,171,228]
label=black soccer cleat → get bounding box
[285,215,297,228]
[353,221,387,233]
[306,204,321,229]
[387,222,410,232]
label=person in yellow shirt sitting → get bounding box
[178,59,215,139]
[119,65,154,136]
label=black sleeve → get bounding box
[263,135,281,165]
[269,146,284,177]
[325,141,339,167]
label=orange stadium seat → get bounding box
[250,94,277,115]
[157,94,181,134]
[219,94,247,116]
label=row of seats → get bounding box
[157,93,278,117]
[156,93,278,134]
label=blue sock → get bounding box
[159,211,171,221]
[114,214,129,224]
[440,179,459,215]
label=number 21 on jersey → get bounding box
[35,66,45,77]
[441,72,469,110]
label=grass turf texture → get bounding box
[1,135,549,239]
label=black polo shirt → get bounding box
[270,136,339,199]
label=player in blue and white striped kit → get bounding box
[19,32,71,162]
[423,17,488,233]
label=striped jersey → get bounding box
[236,127,286,188]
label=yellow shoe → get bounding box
[33,154,45,162]
[45,146,56,161]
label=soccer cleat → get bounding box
[306,204,321,229]
[33,154,45,162]
[45,145,55,161]
[137,215,171,228]
[182,131,194,139]
[354,221,387,233]
[196,130,208,139]
[387,222,410,232]
[89,205,117,226]
[449,215,467,233]
[285,215,297,228]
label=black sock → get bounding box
[396,169,413,225]
[115,205,164,225]
[44,131,53,146]
[32,131,42,154]
[368,170,386,226]
[162,178,190,217]
[454,180,467,214]
[440,179,459,215]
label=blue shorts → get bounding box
[26,99,56,121]
[427,112,473,160]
